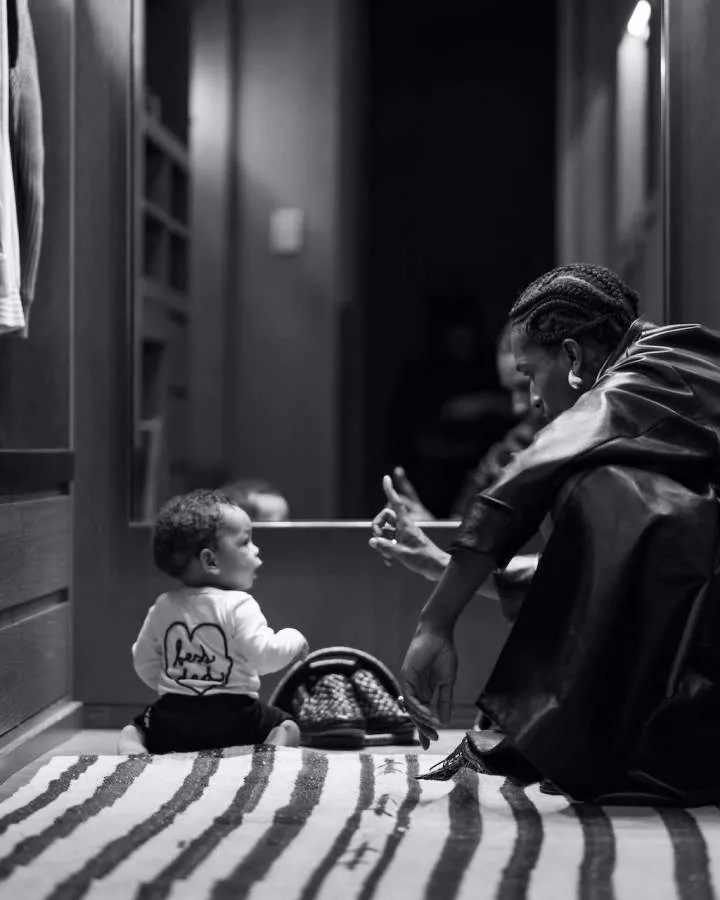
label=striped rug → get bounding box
[0,746,718,899]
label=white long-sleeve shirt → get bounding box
[132,586,306,698]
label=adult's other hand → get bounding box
[400,624,457,749]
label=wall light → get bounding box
[627,0,651,41]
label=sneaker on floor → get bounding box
[350,669,415,744]
[295,673,366,749]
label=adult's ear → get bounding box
[561,337,583,375]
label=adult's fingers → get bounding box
[404,702,440,735]
[436,682,454,726]
[416,723,434,750]
[400,687,439,750]
[405,706,439,749]
[368,536,404,566]
[382,474,407,515]
[370,509,385,538]
[402,682,441,736]
[401,670,441,749]
[393,466,421,503]
[368,536,395,567]
[371,506,397,538]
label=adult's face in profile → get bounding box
[509,330,582,422]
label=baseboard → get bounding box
[0,699,83,784]
[82,703,141,729]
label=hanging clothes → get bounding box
[0,0,23,334]
[7,0,44,338]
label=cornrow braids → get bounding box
[508,264,640,350]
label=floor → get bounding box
[0,728,467,803]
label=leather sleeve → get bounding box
[453,354,718,567]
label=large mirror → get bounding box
[128,0,667,525]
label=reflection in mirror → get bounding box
[128,0,666,525]
[130,0,192,523]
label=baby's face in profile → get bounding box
[213,505,262,590]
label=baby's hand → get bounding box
[294,638,310,663]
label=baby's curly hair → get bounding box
[153,489,238,579]
[509,263,640,352]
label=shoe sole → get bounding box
[301,727,366,749]
[363,726,416,746]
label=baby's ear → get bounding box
[199,547,218,572]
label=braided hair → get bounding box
[508,264,640,351]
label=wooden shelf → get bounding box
[143,200,189,239]
[143,113,189,169]
[141,278,189,318]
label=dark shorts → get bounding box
[133,692,294,754]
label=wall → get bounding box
[187,0,236,473]
[0,0,75,751]
[556,0,665,323]
[666,0,720,329]
[72,0,137,710]
[228,0,353,518]
[557,0,619,265]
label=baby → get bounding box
[119,488,308,754]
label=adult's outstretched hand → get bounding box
[369,475,449,581]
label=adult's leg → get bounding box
[481,467,720,803]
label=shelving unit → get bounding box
[131,0,192,522]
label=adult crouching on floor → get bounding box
[371,263,720,806]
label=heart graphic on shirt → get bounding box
[164,622,233,695]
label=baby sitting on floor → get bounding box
[118,489,308,754]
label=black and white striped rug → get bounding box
[0,746,718,899]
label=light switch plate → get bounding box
[269,207,304,255]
